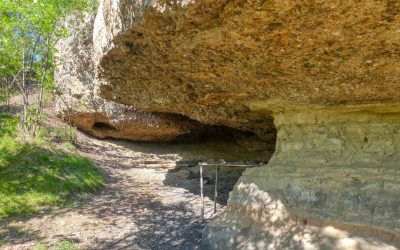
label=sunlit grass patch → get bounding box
[33,240,78,250]
[0,113,103,217]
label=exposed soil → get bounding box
[0,95,262,250]
[0,131,226,250]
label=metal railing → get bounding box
[198,161,263,223]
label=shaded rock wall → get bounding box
[55,1,276,145]
[59,0,400,248]
[98,0,400,139]
[203,108,400,249]
[55,7,203,141]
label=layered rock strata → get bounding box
[203,108,400,249]
[59,0,400,248]
[98,0,400,139]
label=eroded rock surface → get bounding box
[203,109,400,249]
[98,0,400,138]
[55,9,202,141]
[59,0,400,248]
[55,1,276,145]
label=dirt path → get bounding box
[0,95,262,250]
[0,130,227,250]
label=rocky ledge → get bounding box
[203,108,400,249]
[55,7,203,142]
[57,0,400,248]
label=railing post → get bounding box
[199,163,204,223]
[214,165,218,214]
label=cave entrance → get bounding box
[92,116,277,208]
[173,122,276,162]
[163,121,277,208]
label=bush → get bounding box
[38,125,78,144]
[51,126,78,144]
[0,112,18,137]
[0,92,6,102]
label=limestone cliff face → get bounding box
[203,109,400,249]
[60,0,400,248]
[55,7,202,141]
[98,0,400,139]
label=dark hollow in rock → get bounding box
[92,122,118,131]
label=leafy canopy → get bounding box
[0,0,95,85]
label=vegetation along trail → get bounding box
[0,100,224,250]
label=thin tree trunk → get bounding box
[55,85,76,141]
[0,79,8,111]
[32,36,51,137]
[2,77,11,111]
[32,73,45,137]
[5,77,10,110]
[21,48,28,135]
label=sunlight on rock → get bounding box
[4,0,400,248]
[204,179,400,249]
[320,226,349,239]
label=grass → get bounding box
[0,112,103,217]
[33,240,77,250]
[39,125,78,145]
[54,240,76,250]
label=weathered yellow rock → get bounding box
[55,9,203,141]
[203,109,400,249]
[99,0,400,136]
[60,0,400,248]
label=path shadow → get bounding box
[87,174,204,249]
[163,162,257,206]
[0,133,269,249]
[0,224,43,247]
[73,136,269,249]
[81,136,267,206]
[0,104,23,114]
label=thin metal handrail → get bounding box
[198,162,263,223]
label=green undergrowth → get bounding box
[34,240,77,250]
[0,113,103,217]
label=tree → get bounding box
[0,0,95,137]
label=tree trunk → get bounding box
[32,36,51,137]
[22,49,27,133]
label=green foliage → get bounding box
[0,113,103,217]
[38,123,78,145]
[33,240,78,250]
[50,126,78,144]
[0,0,96,84]
[54,240,77,250]
[0,92,6,102]
[0,112,18,137]
[0,86,17,103]
[0,0,98,134]
[33,243,48,250]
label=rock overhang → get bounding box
[58,0,400,247]
[98,0,400,126]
